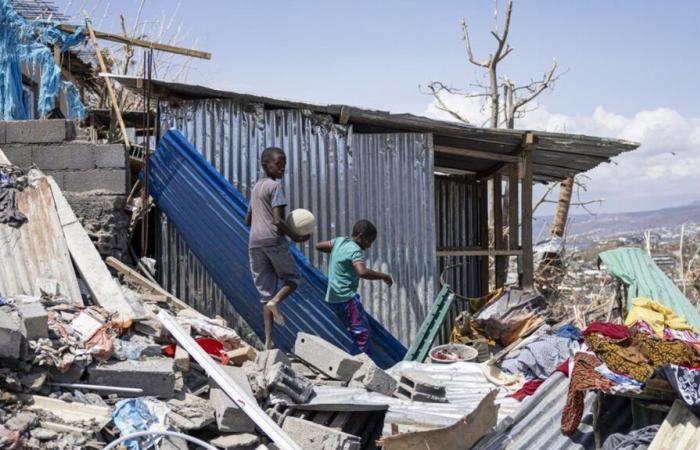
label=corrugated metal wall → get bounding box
[434,175,485,344]
[158,98,436,344]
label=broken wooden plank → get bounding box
[47,176,136,326]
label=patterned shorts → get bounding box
[328,294,370,354]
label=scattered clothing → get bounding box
[630,320,655,337]
[595,364,644,394]
[508,379,544,401]
[561,352,613,435]
[601,424,660,450]
[582,322,630,340]
[501,335,577,380]
[660,365,700,415]
[585,333,653,382]
[248,242,301,301]
[0,166,27,228]
[625,297,696,338]
[664,327,700,343]
[633,332,695,368]
[328,293,370,354]
[556,324,582,341]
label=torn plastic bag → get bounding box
[113,398,169,450]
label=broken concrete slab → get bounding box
[395,369,447,403]
[0,307,26,359]
[293,333,362,381]
[350,359,397,396]
[265,363,314,404]
[210,433,260,450]
[210,366,256,433]
[242,361,269,401]
[282,417,361,450]
[16,301,49,340]
[166,393,215,431]
[88,358,175,398]
[256,349,290,374]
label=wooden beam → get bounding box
[435,145,519,163]
[437,249,523,257]
[479,180,490,292]
[520,132,536,288]
[508,162,519,252]
[493,174,506,288]
[58,24,211,60]
[84,18,130,148]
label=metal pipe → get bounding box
[48,383,144,394]
[102,430,217,450]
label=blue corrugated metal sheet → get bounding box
[148,129,406,368]
[600,247,700,331]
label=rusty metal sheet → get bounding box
[0,174,82,304]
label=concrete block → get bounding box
[256,349,290,374]
[0,146,32,168]
[31,144,95,170]
[293,333,362,381]
[88,358,175,398]
[0,307,26,359]
[396,370,447,403]
[351,359,397,396]
[94,144,127,168]
[210,366,256,433]
[210,433,260,450]
[63,169,127,193]
[5,120,68,144]
[265,363,314,403]
[282,417,361,450]
[225,345,257,367]
[16,301,48,340]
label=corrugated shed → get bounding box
[0,173,82,304]
[434,175,484,344]
[600,247,700,331]
[148,129,406,367]
[649,400,700,449]
[159,98,436,344]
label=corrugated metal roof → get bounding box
[107,74,640,182]
[9,0,68,21]
[148,129,406,368]
[649,400,700,449]
[600,247,700,331]
[0,170,82,304]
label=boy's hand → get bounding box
[383,274,394,287]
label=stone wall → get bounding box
[1,119,130,260]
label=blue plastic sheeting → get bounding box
[0,0,86,119]
[600,247,700,332]
[148,129,407,368]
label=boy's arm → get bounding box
[272,206,310,243]
[353,261,393,286]
[316,240,333,253]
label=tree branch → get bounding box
[513,59,559,110]
[461,17,490,67]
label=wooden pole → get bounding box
[493,174,506,287]
[508,162,519,284]
[479,180,490,292]
[84,16,131,149]
[520,132,536,289]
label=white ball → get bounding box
[286,209,315,235]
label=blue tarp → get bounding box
[148,129,406,368]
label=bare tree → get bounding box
[425,0,561,129]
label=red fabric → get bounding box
[555,358,570,377]
[509,379,544,401]
[164,337,225,361]
[561,353,613,435]
[581,322,630,340]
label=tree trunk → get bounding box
[551,176,574,238]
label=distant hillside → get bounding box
[534,201,700,243]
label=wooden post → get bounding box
[520,132,536,289]
[508,163,519,285]
[493,174,506,287]
[479,180,490,292]
[84,16,131,148]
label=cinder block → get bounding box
[210,366,256,433]
[395,370,447,403]
[16,301,48,340]
[351,358,397,396]
[0,146,32,168]
[31,144,95,171]
[5,120,68,144]
[209,433,259,450]
[94,144,127,168]
[0,307,26,359]
[88,358,175,398]
[256,349,290,374]
[265,363,314,403]
[63,169,128,194]
[282,417,361,450]
[293,333,362,381]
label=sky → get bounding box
[56,0,700,215]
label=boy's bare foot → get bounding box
[265,302,285,326]
[265,339,275,349]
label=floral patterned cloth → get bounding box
[660,364,700,415]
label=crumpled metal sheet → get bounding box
[147,129,406,368]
